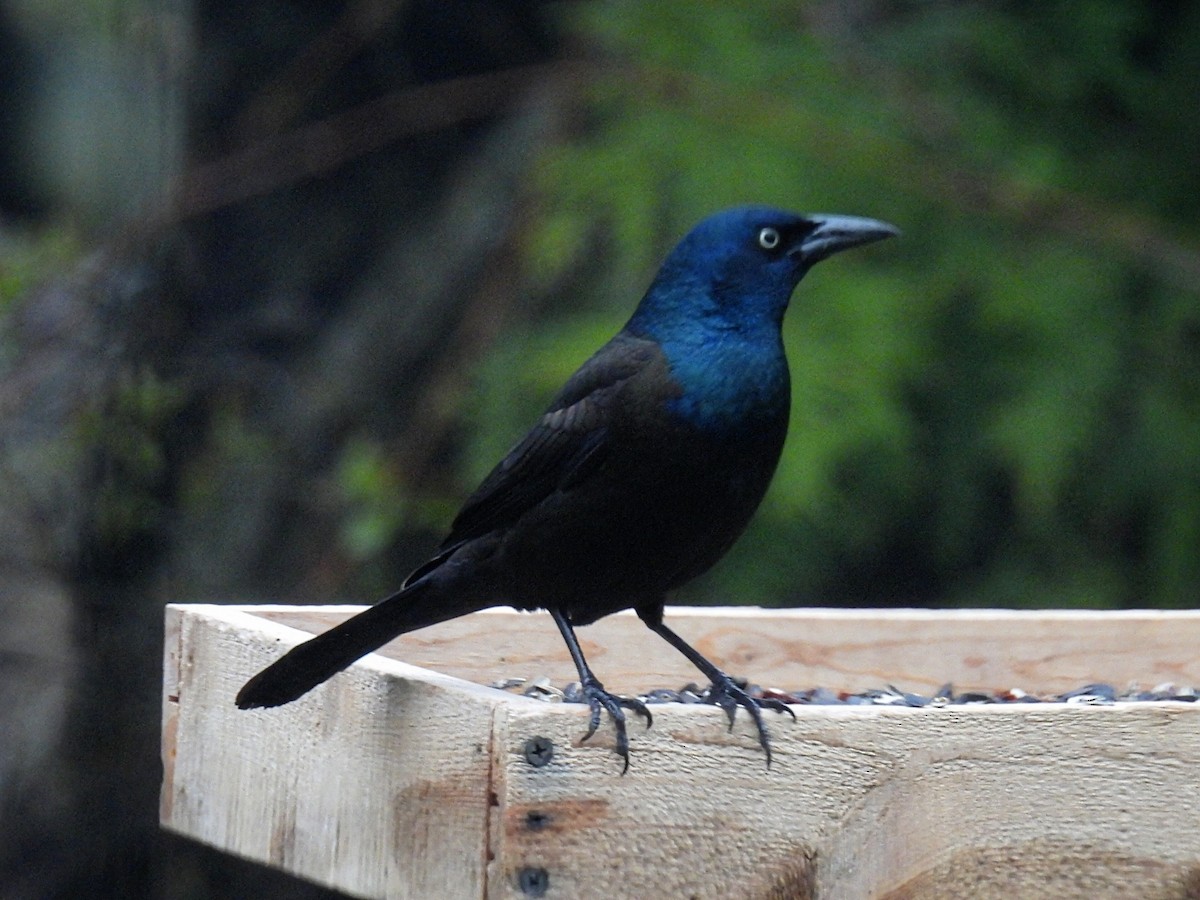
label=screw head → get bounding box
[523,735,554,767]
[518,866,550,896]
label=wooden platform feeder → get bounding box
[161,604,1200,899]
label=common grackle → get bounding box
[237,205,897,770]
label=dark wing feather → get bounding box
[441,332,657,550]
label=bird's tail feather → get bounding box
[235,580,478,709]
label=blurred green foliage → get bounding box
[77,366,186,549]
[337,437,417,562]
[459,1,1200,609]
[0,225,80,310]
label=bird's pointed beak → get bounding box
[791,214,900,265]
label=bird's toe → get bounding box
[576,677,654,772]
[705,675,794,768]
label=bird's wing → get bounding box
[404,333,657,588]
[451,332,658,542]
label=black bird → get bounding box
[237,205,897,769]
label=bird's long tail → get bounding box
[235,580,476,709]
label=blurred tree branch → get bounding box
[178,61,572,218]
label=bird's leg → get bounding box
[640,615,795,767]
[550,608,652,773]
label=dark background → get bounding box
[1,1,1197,896]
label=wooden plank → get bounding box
[162,605,500,900]
[492,700,1200,899]
[249,605,1200,695]
[163,604,1200,899]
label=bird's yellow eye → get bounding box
[758,227,781,250]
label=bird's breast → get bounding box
[491,341,791,615]
[656,332,790,437]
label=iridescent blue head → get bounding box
[625,205,897,430]
[628,205,898,339]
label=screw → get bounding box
[518,866,550,896]
[523,735,554,768]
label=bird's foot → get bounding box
[705,674,796,767]
[578,676,653,773]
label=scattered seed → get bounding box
[491,675,1199,708]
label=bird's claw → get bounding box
[706,676,795,767]
[578,676,652,773]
